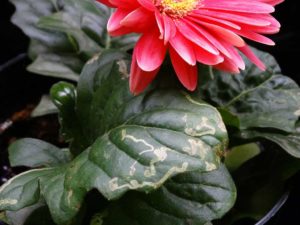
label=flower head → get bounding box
[98,0,283,94]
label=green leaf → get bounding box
[23,206,57,225]
[51,51,228,199]
[50,82,89,155]
[8,138,71,168]
[36,4,102,58]
[104,165,236,225]
[225,143,260,172]
[10,0,137,80]
[196,48,299,132]
[1,50,228,224]
[5,203,48,225]
[0,168,53,210]
[0,211,9,224]
[31,95,58,118]
[238,127,300,158]
[195,48,300,156]
[10,0,70,51]
[27,49,82,81]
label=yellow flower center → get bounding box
[155,0,200,18]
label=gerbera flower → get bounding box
[97,0,283,94]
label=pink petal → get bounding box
[194,45,224,65]
[169,32,196,65]
[184,18,232,58]
[190,13,241,30]
[196,20,245,47]
[121,7,155,32]
[259,0,284,6]
[107,8,132,36]
[202,0,275,14]
[162,15,177,44]
[137,0,156,11]
[135,30,167,71]
[235,29,275,45]
[130,51,160,95]
[109,0,139,9]
[155,10,164,39]
[238,45,266,70]
[193,9,272,27]
[176,20,219,55]
[96,0,115,7]
[220,42,245,70]
[214,58,240,74]
[169,47,198,91]
[155,12,177,44]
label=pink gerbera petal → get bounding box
[120,7,155,32]
[169,32,196,65]
[130,50,160,95]
[99,0,283,94]
[169,47,198,91]
[107,8,132,36]
[238,45,266,70]
[135,30,167,71]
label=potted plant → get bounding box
[1,0,300,225]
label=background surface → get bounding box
[1,0,300,224]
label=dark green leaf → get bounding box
[195,48,300,157]
[5,203,47,225]
[104,165,236,225]
[0,211,9,224]
[196,48,300,133]
[10,0,69,51]
[50,51,228,200]
[0,168,54,210]
[50,82,89,155]
[23,206,57,225]
[10,0,137,80]
[31,95,58,118]
[36,2,103,58]
[238,122,300,158]
[1,50,228,224]
[27,50,82,81]
[8,138,71,168]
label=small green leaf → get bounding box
[31,95,58,118]
[239,128,300,158]
[23,206,57,225]
[0,168,53,210]
[5,203,45,225]
[27,51,81,81]
[225,143,260,172]
[0,211,9,224]
[50,81,89,155]
[8,138,71,168]
[104,164,236,225]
